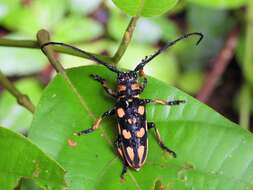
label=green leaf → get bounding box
[52,14,103,43]
[187,0,246,8]
[0,34,47,76]
[0,126,65,190]
[28,65,253,189]
[112,0,179,17]
[0,79,42,133]
[2,0,67,36]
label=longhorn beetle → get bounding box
[41,32,203,178]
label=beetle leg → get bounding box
[90,74,117,98]
[75,108,115,136]
[115,136,128,179]
[148,122,176,158]
[143,99,185,106]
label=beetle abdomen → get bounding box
[116,98,148,169]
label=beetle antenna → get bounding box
[41,42,120,73]
[134,32,204,72]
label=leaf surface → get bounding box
[112,0,178,17]
[187,0,246,8]
[29,65,253,190]
[0,127,65,190]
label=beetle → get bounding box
[41,32,203,178]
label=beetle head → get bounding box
[117,71,138,84]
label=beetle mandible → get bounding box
[41,32,203,178]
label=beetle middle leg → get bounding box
[143,99,185,106]
[90,74,116,98]
[115,136,128,179]
[75,108,115,136]
[148,122,176,158]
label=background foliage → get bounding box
[0,0,252,189]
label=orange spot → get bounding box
[131,83,140,90]
[136,128,145,138]
[117,108,125,118]
[68,139,77,147]
[138,106,145,115]
[138,145,145,164]
[122,129,131,139]
[128,119,133,124]
[117,85,126,92]
[126,147,134,161]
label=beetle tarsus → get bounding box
[120,162,128,179]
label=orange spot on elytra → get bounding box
[117,108,125,118]
[122,129,131,139]
[136,127,145,138]
[138,145,145,164]
[126,146,134,161]
[138,106,145,115]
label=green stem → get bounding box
[112,16,139,64]
[240,0,253,130]
[239,83,252,130]
[0,70,35,113]
[0,38,112,64]
[36,29,94,119]
[243,0,253,83]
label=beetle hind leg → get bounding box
[148,122,176,158]
[115,136,128,179]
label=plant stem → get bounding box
[112,16,139,64]
[0,38,112,64]
[239,0,253,130]
[0,70,35,113]
[239,82,251,130]
[36,29,94,119]
[243,0,253,84]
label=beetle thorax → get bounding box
[116,72,141,98]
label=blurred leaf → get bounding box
[133,18,163,44]
[70,0,102,14]
[0,0,20,21]
[28,65,253,190]
[112,0,179,17]
[118,43,179,84]
[187,0,246,8]
[173,4,234,70]
[108,10,131,40]
[53,14,103,43]
[0,46,47,76]
[60,40,113,69]
[0,79,42,133]
[108,11,178,44]
[177,70,204,94]
[2,0,67,36]
[0,126,65,190]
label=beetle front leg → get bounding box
[148,122,176,158]
[115,136,128,179]
[90,74,117,98]
[75,108,116,136]
[143,99,185,106]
